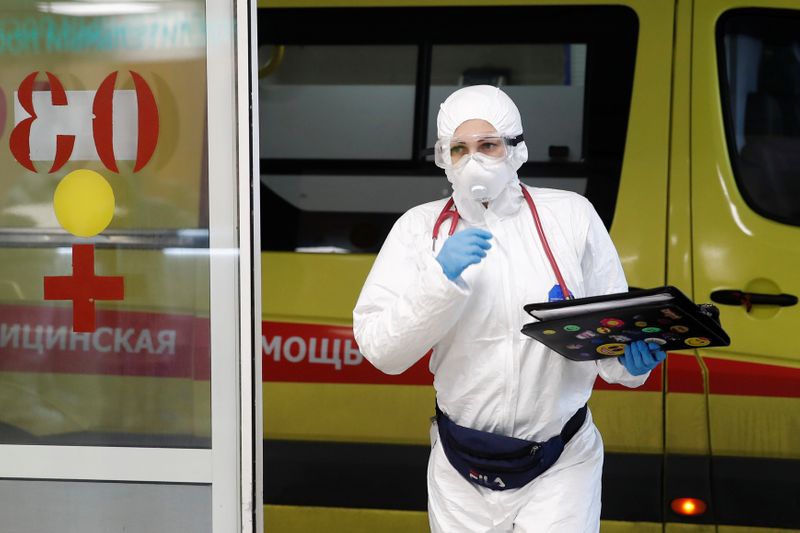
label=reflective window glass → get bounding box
[0,1,211,447]
[259,45,417,160]
[719,9,800,226]
[258,7,636,253]
[429,44,587,163]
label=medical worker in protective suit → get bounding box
[353,85,665,532]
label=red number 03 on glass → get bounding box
[9,70,159,174]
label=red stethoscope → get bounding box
[432,187,572,300]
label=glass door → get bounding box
[0,0,260,531]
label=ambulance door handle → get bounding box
[710,290,798,312]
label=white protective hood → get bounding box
[437,85,529,221]
[437,85,529,165]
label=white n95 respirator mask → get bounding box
[447,156,516,203]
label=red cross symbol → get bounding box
[44,244,124,332]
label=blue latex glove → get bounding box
[618,340,666,376]
[435,228,493,281]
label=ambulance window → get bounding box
[718,9,800,226]
[259,45,418,160]
[258,6,638,252]
[429,44,587,165]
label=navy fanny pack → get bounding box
[435,403,587,491]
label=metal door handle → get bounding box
[710,290,798,312]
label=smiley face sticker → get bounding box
[596,343,626,356]
[635,321,647,327]
[543,329,557,335]
[596,327,611,334]
[600,318,624,328]
[685,337,711,347]
[671,325,689,334]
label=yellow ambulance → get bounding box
[258,1,800,532]
[0,0,797,531]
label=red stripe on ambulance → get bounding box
[262,321,433,385]
[705,357,800,398]
[666,353,704,393]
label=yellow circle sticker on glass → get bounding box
[54,169,115,237]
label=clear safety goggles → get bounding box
[425,133,524,169]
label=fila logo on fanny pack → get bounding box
[469,470,506,489]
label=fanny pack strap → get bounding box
[559,404,588,446]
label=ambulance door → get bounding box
[691,1,800,530]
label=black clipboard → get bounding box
[521,286,731,361]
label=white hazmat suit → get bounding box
[353,86,649,532]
